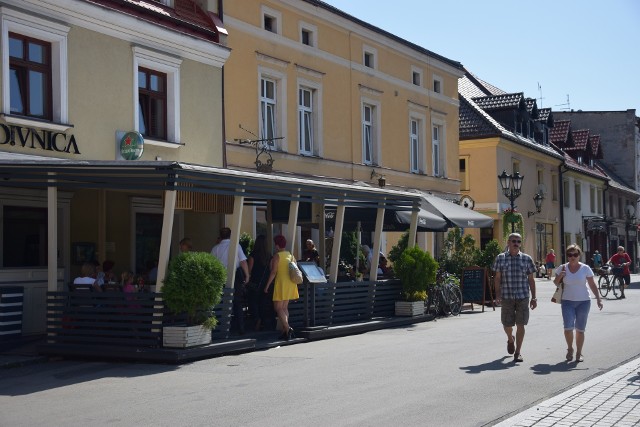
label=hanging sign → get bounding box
[119,131,144,160]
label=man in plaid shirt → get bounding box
[492,233,537,363]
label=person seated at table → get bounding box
[121,271,136,293]
[97,260,116,286]
[302,239,320,265]
[73,262,100,292]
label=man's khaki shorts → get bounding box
[501,298,529,327]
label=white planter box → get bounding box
[395,300,424,317]
[163,325,212,348]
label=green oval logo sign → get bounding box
[120,131,144,160]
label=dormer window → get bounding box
[577,155,583,164]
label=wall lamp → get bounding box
[527,193,544,217]
[370,169,386,188]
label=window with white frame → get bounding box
[262,6,281,34]
[298,87,313,155]
[433,75,443,94]
[597,188,603,214]
[409,118,420,173]
[363,45,377,69]
[590,186,596,213]
[1,9,70,127]
[563,180,570,208]
[261,77,277,147]
[133,47,181,143]
[432,121,445,177]
[459,157,469,191]
[411,66,422,86]
[552,173,558,201]
[362,103,377,165]
[575,182,581,210]
[300,22,317,47]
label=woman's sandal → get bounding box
[576,354,584,363]
[566,348,574,361]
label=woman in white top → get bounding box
[554,244,603,362]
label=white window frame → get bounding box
[409,114,425,174]
[411,66,422,87]
[575,181,581,210]
[261,5,282,35]
[133,46,181,146]
[258,67,287,151]
[459,156,470,191]
[431,118,446,177]
[563,180,571,208]
[597,188,603,214]
[590,186,596,213]
[297,78,322,156]
[361,99,380,165]
[1,8,70,130]
[298,87,313,155]
[363,45,377,69]
[433,74,443,94]
[299,21,317,47]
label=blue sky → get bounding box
[322,0,640,114]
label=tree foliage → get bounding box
[394,245,438,301]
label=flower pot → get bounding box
[395,300,424,317]
[163,324,212,348]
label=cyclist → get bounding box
[607,246,632,299]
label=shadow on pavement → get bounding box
[459,356,518,374]
[530,360,588,375]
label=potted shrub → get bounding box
[161,251,226,348]
[394,245,438,316]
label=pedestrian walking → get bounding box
[592,250,602,270]
[545,249,556,280]
[492,233,537,363]
[264,235,299,340]
[554,244,603,362]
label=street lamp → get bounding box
[498,170,524,232]
[527,193,544,217]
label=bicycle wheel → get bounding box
[425,288,439,316]
[445,284,462,316]
[611,276,621,299]
[598,275,610,297]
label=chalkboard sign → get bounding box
[462,267,487,311]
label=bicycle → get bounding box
[425,271,463,317]
[597,263,623,299]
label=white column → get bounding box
[408,208,419,249]
[329,200,346,282]
[47,174,58,292]
[155,188,176,292]
[227,188,245,288]
[370,203,385,281]
[287,193,300,255]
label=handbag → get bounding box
[289,260,304,284]
[551,264,566,304]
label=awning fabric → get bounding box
[325,206,448,232]
[420,194,494,229]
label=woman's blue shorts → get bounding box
[561,299,591,332]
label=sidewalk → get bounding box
[496,356,640,426]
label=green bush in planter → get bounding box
[394,245,438,302]
[162,251,226,329]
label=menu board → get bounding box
[462,267,486,308]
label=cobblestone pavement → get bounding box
[496,356,640,426]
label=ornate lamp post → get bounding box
[527,193,544,217]
[498,170,524,232]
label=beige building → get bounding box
[0,0,229,335]
[220,0,470,255]
[459,72,564,261]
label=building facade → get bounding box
[220,0,468,256]
[0,0,230,334]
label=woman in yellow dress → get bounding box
[264,235,299,340]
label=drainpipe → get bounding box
[558,164,567,264]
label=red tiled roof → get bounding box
[568,129,590,151]
[472,93,525,111]
[85,0,221,43]
[589,134,603,159]
[549,120,572,146]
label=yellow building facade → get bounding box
[221,0,465,254]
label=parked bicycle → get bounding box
[425,270,463,317]
[597,263,624,299]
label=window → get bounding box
[3,206,48,267]
[261,78,277,147]
[432,121,446,177]
[411,67,422,86]
[363,45,377,69]
[261,6,281,34]
[459,157,469,191]
[575,182,581,210]
[537,169,543,186]
[298,87,313,155]
[433,75,443,94]
[597,188,603,214]
[299,22,316,47]
[590,186,596,213]
[1,9,70,127]
[512,160,520,174]
[9,33,51,120]
[362,104,375,164]
[410,119,420,173]
[133,47,181,144]
[577,154,583,165]
[138,67,167,140]
[563,180,570,208]
[609,195,614,217]
[552,174,558,201]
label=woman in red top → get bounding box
[608,246,632,299]
[545,249,556,280]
